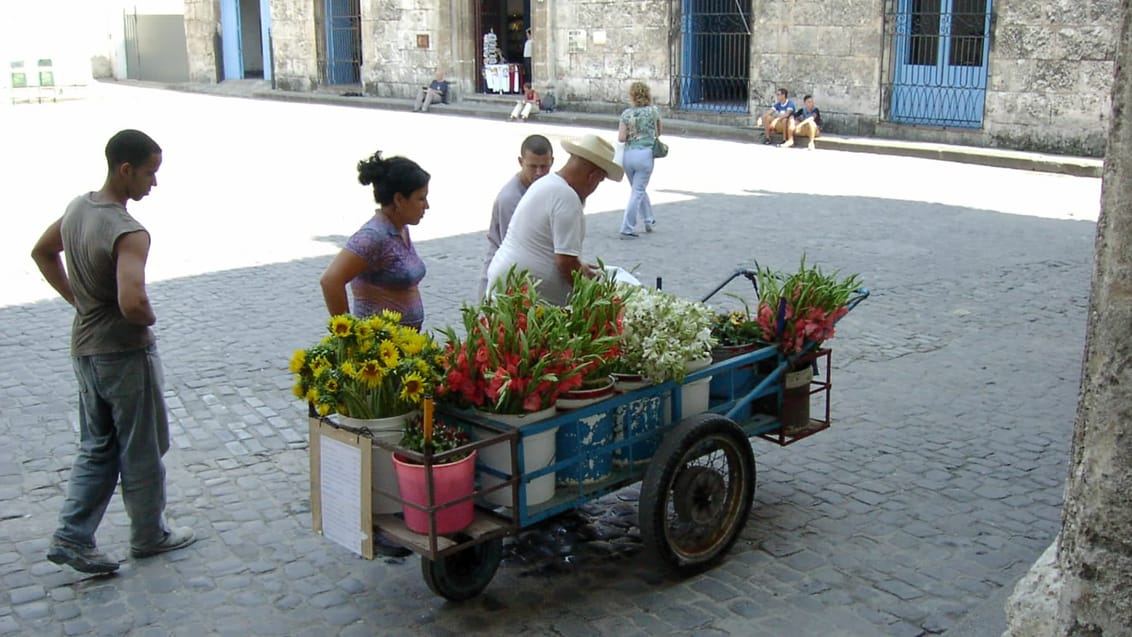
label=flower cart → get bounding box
[304,265,868,601]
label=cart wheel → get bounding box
[420,536,503,602]
[640,413,756,575]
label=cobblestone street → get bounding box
[0,84,1102,636]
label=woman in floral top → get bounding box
[617,80,663,239]
[320,151,432,330]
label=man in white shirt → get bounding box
[486,134,624,305]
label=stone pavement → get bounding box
[0,85,1100,636]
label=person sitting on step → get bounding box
[509,83,541,121]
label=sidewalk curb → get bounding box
[163,81,1103,179]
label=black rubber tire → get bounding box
[639,413,756,575]
[420,536,503,601]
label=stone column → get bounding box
[1005,0,1132,634]
[1055,0,1132,630]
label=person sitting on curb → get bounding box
[412,69,449,113]
[756,88,795,145]
[785,94,822,150]
[509,83,540,121]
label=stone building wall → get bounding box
[271,0,320,91]
[981,0,1117,156]
[748,0,885,136]
[544,0,671,109]
[183,0,219,83]
[359,0,451,98]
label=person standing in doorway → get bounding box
[478,134,554,298]
[523,28,534,84]
[618,80,662,239]
[31,129,196,574]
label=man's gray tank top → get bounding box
[60,193,156,356]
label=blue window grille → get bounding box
[674,0,751,114]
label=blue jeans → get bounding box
[620,146,656,234]
[54,344,171,549]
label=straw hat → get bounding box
[561,134,624,182]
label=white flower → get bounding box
[617,286,718,384]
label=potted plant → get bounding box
[616,285,717,385]
[710,296,765,360]
[290,311,444,513]
[555,268,633,485]
[391,401,477,535]
[754,256,862,356]
[753,256,862,432]
[437,267,598,505]
[437,267,596,416]
[611,285,718,464]
[290,311,443,421]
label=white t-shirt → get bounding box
[486,173,585,305]
[523,39,533,59]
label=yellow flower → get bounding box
[292,383,305,398]
[329,315,353,338]
[324,378,339,394]
[306,388,319,402]
[378,339,400,367]
[399,372,425,403]
[355,322,374,342]
[310,356,331,378]
[341,361,357,378]
[357,360,384,387]
[316,402,331,416]
[380,308,403,325]
[414,358,431,376]
[400,331,427,356]
[289,349,306,373]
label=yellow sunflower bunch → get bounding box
[291,312,443,419]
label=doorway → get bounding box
[219,0,273,81]
[889,0,991,127]
[474,0,530,94]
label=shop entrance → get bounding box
[474,0,530,94]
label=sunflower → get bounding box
[329,315,353,338]
[357,359,384,387]
[399,372,425,403]
[340,360,356,378]
[400,331,428,356]
[378,339,400,367]
[310,356,332,378]
[289,349,306,374]
[323,377,339,394]
[380,308,403,325]
[291,383,305,398]
[305,387,318,402]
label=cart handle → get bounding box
[699,265,760,303]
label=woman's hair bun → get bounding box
[357,151,386,186]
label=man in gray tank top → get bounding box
[31,129,195,574]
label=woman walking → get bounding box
[320,151,432,331]
[617,80,662,239]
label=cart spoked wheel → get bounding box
[421,535,503,602]
[640,413,756,575]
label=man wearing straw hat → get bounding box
[486,133,624,305]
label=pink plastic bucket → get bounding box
[392,450,477,535]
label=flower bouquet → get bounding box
[290,310,443,419]
[565,266,633,389]
[437,267,597,415]
[754,256,862,356]
[615,285,717,384]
